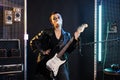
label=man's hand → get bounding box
[74,31,81,40]
[41,49,51,55]
[74,24,88,40]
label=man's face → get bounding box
[50,13,63,28]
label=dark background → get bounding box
[0,0,120,80]
[27,0,94,80]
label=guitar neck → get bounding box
[56,24,88,58]
[57,37,74,58]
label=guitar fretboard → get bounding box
[57,37,74,58]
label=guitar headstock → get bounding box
[77,24,88,33]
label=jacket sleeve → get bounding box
[30,30,51,54]
[66,33,79,53]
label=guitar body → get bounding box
[46,53,66,76]
[37,53,66,77]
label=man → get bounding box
[30,11,87,80]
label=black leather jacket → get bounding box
[30,27,78,79]
[30,28,78,59]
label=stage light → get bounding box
[98,4,102,61]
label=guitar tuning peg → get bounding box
[82,24,88,28]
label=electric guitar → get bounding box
[46,24,88,77]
